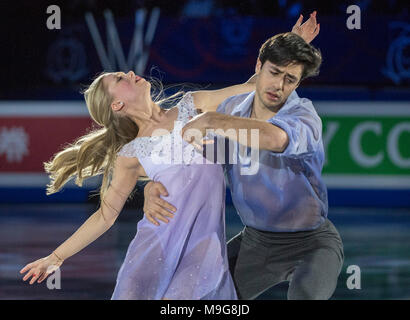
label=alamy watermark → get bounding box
[147,121,261,175]
[346,265,361,290]
[346,5,361,30]
[46,5,61,30]
[45,265,61,290]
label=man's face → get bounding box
[255,59,302,110]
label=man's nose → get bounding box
[272,77,285,91]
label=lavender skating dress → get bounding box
[111,92,237,300]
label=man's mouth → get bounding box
[266,92,280,101]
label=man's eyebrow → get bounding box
[270,66,284,74]
[286,73,298,81]
[270,66,298,81]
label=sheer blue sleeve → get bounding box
[267,103,322,157]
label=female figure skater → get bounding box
[19,70,255,299]
[19,13,318,299]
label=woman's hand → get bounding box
[291,11,320,44]
[143,181,176,226]
[20,252,64,285]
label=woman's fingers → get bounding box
[310,12,318,30]
[30,272,41,285]
[23,268,40,284]
[37,272,49,283]
[296,11,319,43]
[304,14,315,31]
[292,14,303,31]
[313,23,320,36]
[19,263,32,274]
[22,268,35,281]
[294,14,303,28]
[21,259,59,285]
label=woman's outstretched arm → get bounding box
[19,155,143,285]
[191,76,256,113]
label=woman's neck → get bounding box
[134,102,175,137]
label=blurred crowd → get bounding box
[6,0,408,20]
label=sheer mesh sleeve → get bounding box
[117,137,158,159]
[177,91,198,123]
[116,92,198,160]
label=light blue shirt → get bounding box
[215,90,328,232]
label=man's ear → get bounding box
[255,58,262,74]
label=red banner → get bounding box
[0,117,94,172]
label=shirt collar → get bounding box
[230,91,256,118]
[232,90,300,119]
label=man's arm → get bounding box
[140,12,320,226]
[182,98,322,155]
[182,111,289,152]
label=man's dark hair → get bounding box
[258,32,322,81]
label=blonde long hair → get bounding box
[44,72,183,201]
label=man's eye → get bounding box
[287,79,294,84]
[270,72,278,76]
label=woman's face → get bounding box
[103,71,152,118]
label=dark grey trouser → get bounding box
[227,219,344,300]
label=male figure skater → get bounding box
[144,14,344,300]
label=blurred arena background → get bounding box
[0,0,409,299]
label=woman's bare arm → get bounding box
[191,76,256,113]
[20,156,143,284]
[142,12,321,226]
[52,156,142,261]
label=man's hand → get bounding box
[143,181,176,226]
[291,11,320,44]
[181,112,215,151]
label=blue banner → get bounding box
[3,14,410,99]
